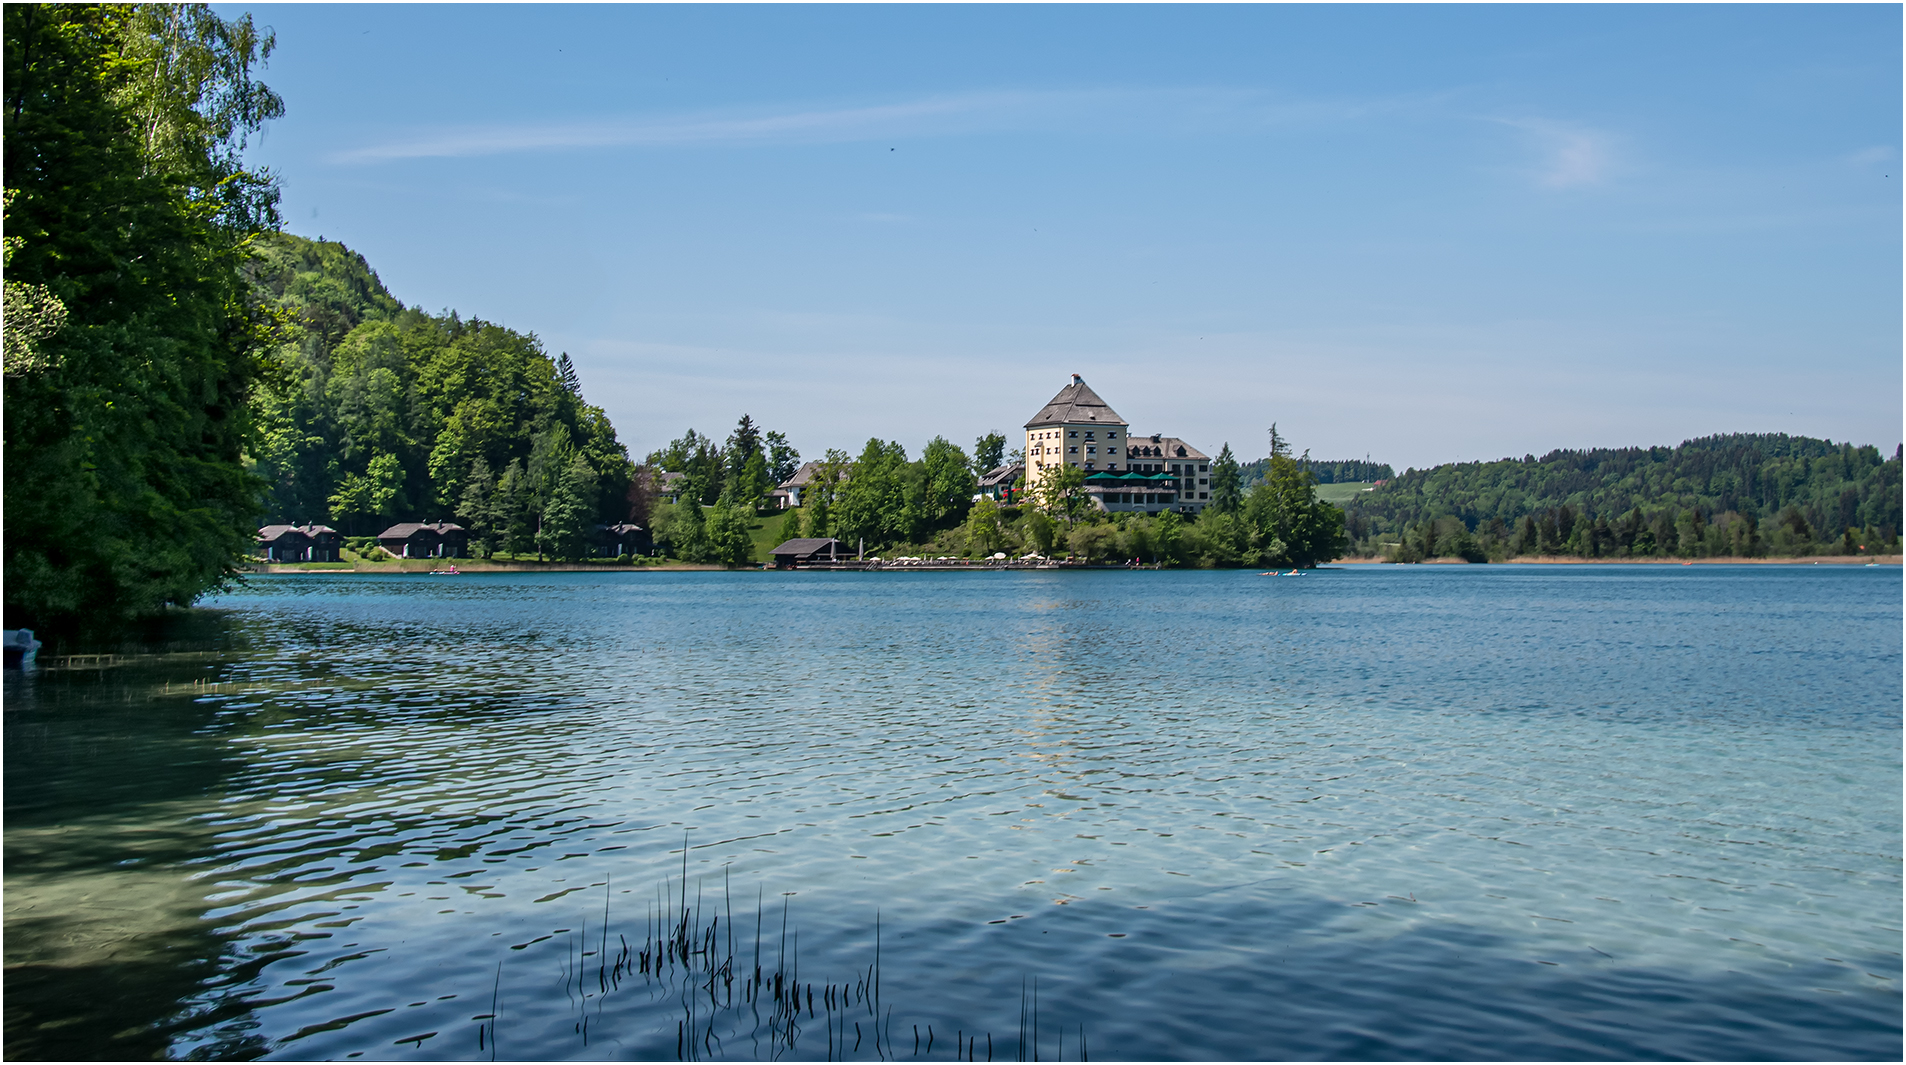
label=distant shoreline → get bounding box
[246,560,725,574]
[1332,555,1902,566]
[246,555,1904,576]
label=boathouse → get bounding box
[769,538,851,567]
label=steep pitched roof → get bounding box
[770,538,846,559]
[780,460,852,490]
[977,463,1024,488]
[1126,435,1208,462]
[377,522,465,539]
[1024,375,1127,428]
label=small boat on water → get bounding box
[429,564,462,575]
[4,628,42,668]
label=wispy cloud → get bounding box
[1493,117,1616,188]
[327,87,1411,165]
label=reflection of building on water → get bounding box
[1020,375,1212,516]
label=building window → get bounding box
[1085,431,1095,439]
[1068,430,1078,437]
[1201,492,1209,499]
[1069,446,1078,454]
[1086,446,1096,454]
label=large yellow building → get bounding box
[1023,375,1212,515]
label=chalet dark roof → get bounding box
[598,522,643,534]
[977,464,1024,488]
[377,521,465,539]
[779,461,851,490]
[1024,374,1127,428]
[1126,436,1206,462]
[257,523,340,542]
[780,461,821,489]
[770,537,847,560]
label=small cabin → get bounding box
[592,522,650,557]
[769,538,850,567]
[258,523,344,562]
[376,521,468,559]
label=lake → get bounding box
[4,565,1899,1060]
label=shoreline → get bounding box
[246,555,1905,575]
[247,560,727,574]
[1331,555,1902,566]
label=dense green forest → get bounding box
[5,4,283,631]
[1242,456,1394,486]
[1344,434,1902,561]
[247,234,634,552]
[3,4,640,633]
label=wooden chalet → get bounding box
[769,538,851,567]
[257,523,344,562]
[592,522,650,557]
[376,521,468,559]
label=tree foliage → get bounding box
[973,431,1007,472]
[246,234,633,544]
[1208,443,1242,514]
[4,3,282,630]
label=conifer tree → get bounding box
[1209,443,1243,514]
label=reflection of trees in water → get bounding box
[3,639,258,1060]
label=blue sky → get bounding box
[224,3,1901,471]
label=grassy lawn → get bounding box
[748,510,798,563]
[1315,481,1377,505]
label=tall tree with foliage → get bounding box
[1037,463,1091,532]
[5,4,283,631]
[974,431,1007,472]
[765,431,800,484]
[921,436,977,526]
[834,439,919,550]
[1241,444,1348,568]
[1209,443,1243,514]
[703,502,756,566]
[541,453,597,560]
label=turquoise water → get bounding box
[5,565,1899,1059]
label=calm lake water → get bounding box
[5,565,1900,1061]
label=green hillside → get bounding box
[247,233,635,547]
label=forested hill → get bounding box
[1343,433,1902,558]
[1241,457,1393,486]
[248,233,634,538]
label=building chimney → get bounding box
[1071,373,1082,384]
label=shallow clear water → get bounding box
[5,565,1900,1060]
